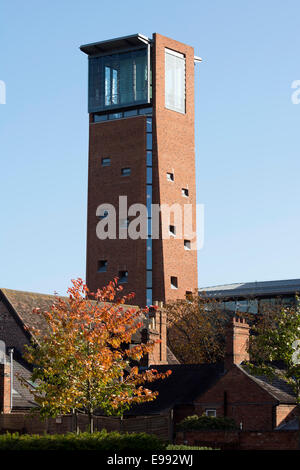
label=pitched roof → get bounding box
[125,363,225,415]
[238,364,297,404]
[0,288,142,342]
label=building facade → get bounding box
[199,278,300,314]
[81,33,200,306]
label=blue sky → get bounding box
[1,0,300,295]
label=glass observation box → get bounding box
[80,34,151,113]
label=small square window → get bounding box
[121,167,131,176]
[185,291,193,300]
[167,172,174,182]
[119,270,128,283]
[171,276,178,289]
[102,157,111,167]
[182,188,189,197]
[184,240,191,250]
[98,260,107,272]
[205,409,217,418]
[169,225,176,236]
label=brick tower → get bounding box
[81,33,200,306]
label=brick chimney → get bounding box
[225,316,250,371]
[148,301,167,365]
[0,362,11,413]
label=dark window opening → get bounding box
[171,276,178,289]
[119,270,128,283]
[101,157,111,167]
[98,260,107,272]
[121,167,131,176]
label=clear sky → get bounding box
[1,0,300,295]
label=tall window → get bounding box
[165,48,186,114]
[88,48,149,112]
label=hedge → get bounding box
[0,430,166,451]
[177,415,238,431]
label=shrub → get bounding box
[177,415,238,431]
[0,430,166,451]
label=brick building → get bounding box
[128,316,298,432]
[80,33,200,307]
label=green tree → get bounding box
[247,304,300,432]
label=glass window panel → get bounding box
[146,270,152,288]
[88,49,149,113]
[147,167,152,184]
[147,238,152,269]
[138,107,152,115]
[146,151,152,167]
[124,109,138,117]
[146,133,152,150]
[94,114,108,122]
[146,288,152,306]
[108,112,122,120]
[146,117,152,133]
[146,185,152,211]
[165,48,186,114]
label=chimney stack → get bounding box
[225,316,250,371]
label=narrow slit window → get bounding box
[167,172,174,182]
[184,240,191,250]
[169,225,176,236]
[98,260,107,272]
[118,270,128,283]
[171,276,178,289]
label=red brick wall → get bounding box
[175,430,299,450]
[193,365,278,431]
[276,404,298,428]
[152,33,198,304]
[86,116,147,307]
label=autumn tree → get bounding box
[22,278,171,432]
[165,293,229,364]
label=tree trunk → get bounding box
[88,410,94,434]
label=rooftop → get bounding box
[199,278,300,299]
[80,33,151,56]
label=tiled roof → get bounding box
[239,364,297,404]
[0,288,142,342]
[125,363,225,415]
